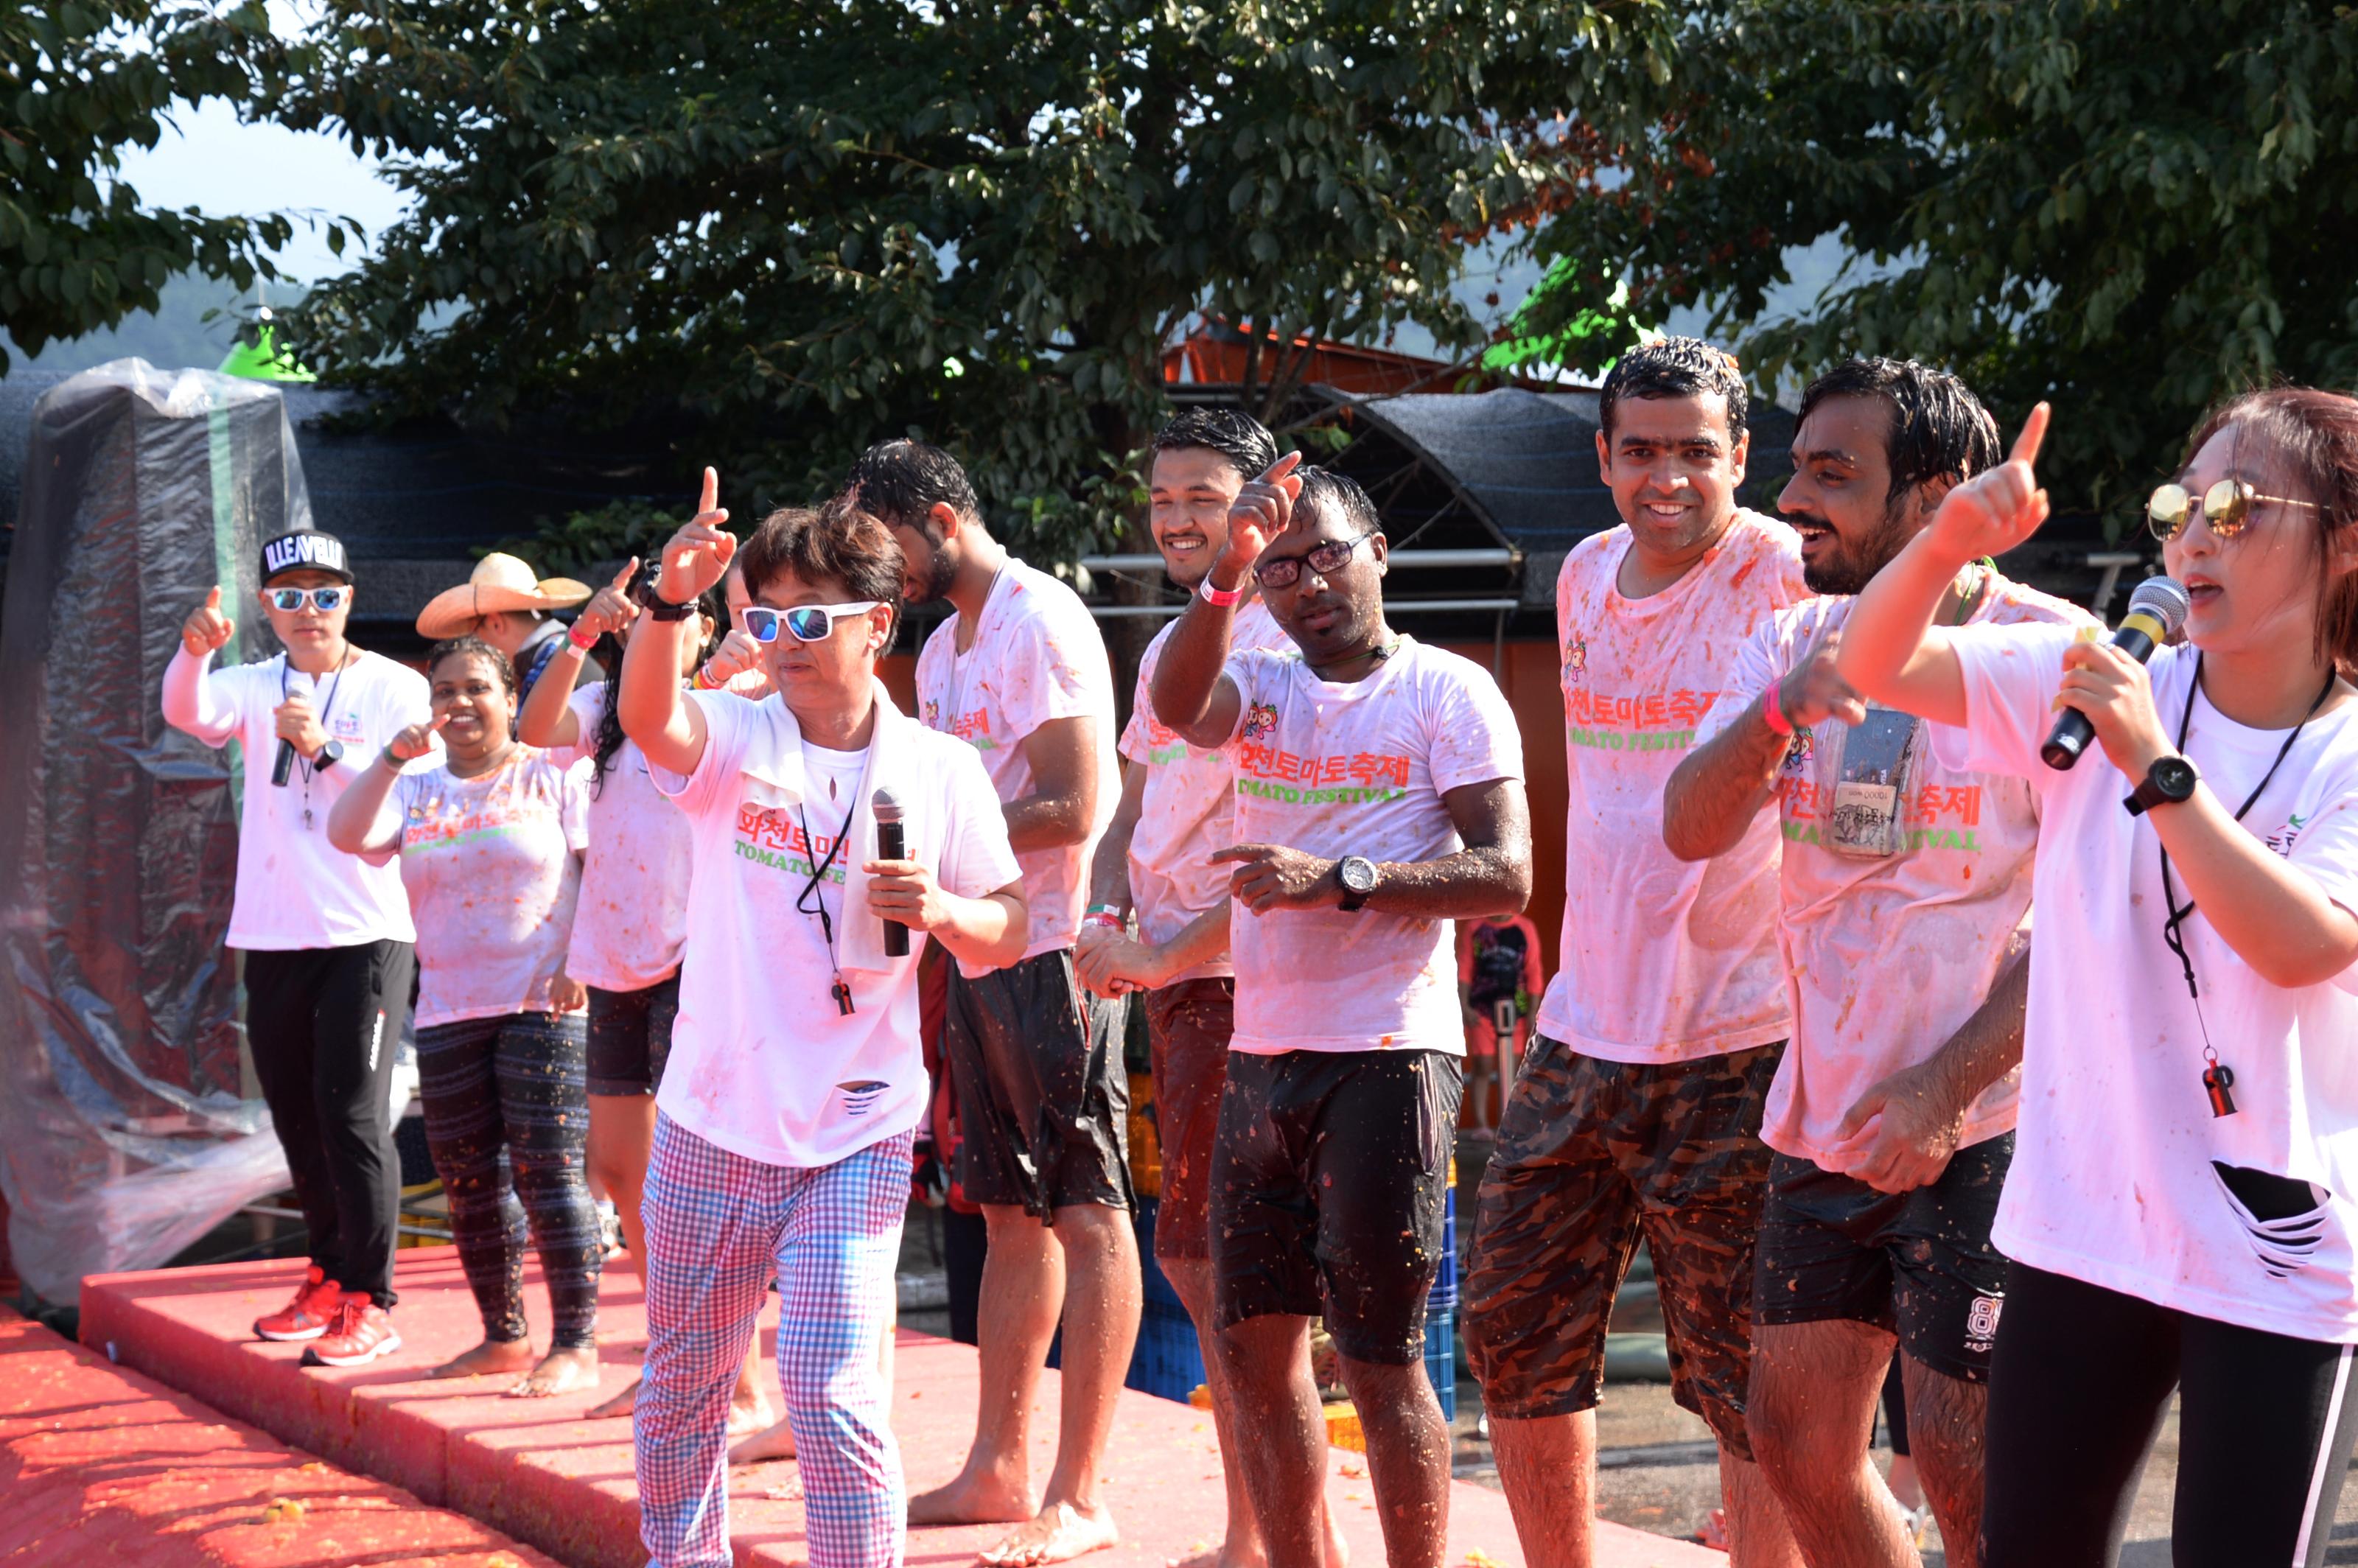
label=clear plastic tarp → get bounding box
[0,360,307,1303]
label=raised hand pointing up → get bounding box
[660,468,735,605]
[1928,402,2051,563]
[182,586,236,657]
[1213,450,1304,588]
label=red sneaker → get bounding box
[252,1266,343,1342]
[301,1298,402,1368]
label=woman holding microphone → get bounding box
[1837,389,2358,1564]
[328,636,604,1398]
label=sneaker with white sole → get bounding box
[253,1266,343,1343]
[301,1298,402,1368]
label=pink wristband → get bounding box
[1198,575,1244,609]
[1760,682,1794,737]
[568,625,599,652]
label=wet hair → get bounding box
[842,439,980,538]
[2183,386,2358,673]
[1799,357,2002,512]
[1599,336,1749,442]
[738,501,906,653]
[426,634,516,694]
[586,576,725,798]
[1292,467,1382,538]
[1150,409,1280,483]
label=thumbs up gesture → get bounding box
[182,587,235,657]
[658,468,735,605]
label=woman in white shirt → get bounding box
[1839,388,2358,1565]
[328,637,602,1399]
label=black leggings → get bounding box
[414,1012,601,1349]
[242,941,414,1307]
[1983,1262,2358,1567]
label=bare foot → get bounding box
[908,1467,1034,1528]
[979,1501,1119,1566]
[586,1374,640,1420]
[729,1416,797,1466]
[429,1338,537,1381]
[728,1380,776,1439]
[508,1345,601,1398]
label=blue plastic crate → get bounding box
[1127,1295,1209,1404]
[1421,1298,1458,1421]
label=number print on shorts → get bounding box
[1965,1292,2004,1355]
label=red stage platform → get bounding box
[0,1304,557,1567]
[80,1247,1716,1568]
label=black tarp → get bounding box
[0,360,305,1301]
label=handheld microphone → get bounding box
[874,785,909,957]
[2040,576,2191,771]
[272,738,296,786]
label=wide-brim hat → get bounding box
[417,553,592,640]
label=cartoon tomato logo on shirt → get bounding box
[1240,701,1279,743]
[924,699,940,728]
[1563,631,1588,683]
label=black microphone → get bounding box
[2040,576,2191,770]
[874,785,909,957]
[272,737,297,786]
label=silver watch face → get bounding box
[1338,855,1379,895]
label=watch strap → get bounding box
[646,595,696,621]
[2124,757,2196,817]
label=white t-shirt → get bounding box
[1219,637,1524,1055]
[384,750,592,1029]
[1119,598,1290,984]
[914,559,1118,973]
[556,685,694,994]
[653,690,1021,1169]
[1943,626,2358,1343]
[1695,576,2093,1167]
[1535,513,1811,1063]
[165,649,431,951]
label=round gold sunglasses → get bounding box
[2147,477,2319,543]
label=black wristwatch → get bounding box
[1336,855,1379,911]
[313,739,346,771]
[645,593,697,622]
[2124,755,2198,816]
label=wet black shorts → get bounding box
[584,974,680,1097]
[1754,1132,2013,1383]
[945,949,1132,1219]
[1210,1049,1463,1366]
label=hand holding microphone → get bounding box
[2041,576,2190,771]
[872,787,910,956]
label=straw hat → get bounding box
[416,553,592,640]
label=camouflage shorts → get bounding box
[1462,1035,1784,1458]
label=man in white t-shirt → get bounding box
[1152,463,1530,1568]
[619,480,1026,1568]
[1666,360,2095,1567]
[846,440,1137,1564]
[1458,340,1808,1568]
[161,531,431,1368]
[1074,409,1341,1568]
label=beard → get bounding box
[1801,505,1915,595]
[904,535,960,606]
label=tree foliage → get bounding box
[272,0,1667,561]
[0,2,349,372]
[1516,0,2358,526]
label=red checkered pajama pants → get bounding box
[634,1113,913,1568]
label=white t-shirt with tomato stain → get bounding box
[383,749,592,1028]
[914,560,1119,974]
[1693,574,2093,1168]
[1217,636,1525,1056]
[553,683,695,995]
[1535,511,1811,1065]
[1119,598,1290,984]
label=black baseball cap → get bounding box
[259,530,353,585]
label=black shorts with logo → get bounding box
[1754,1132,2013,1383]
[1210,1049,1463,1366]
[945,948,1132,1219]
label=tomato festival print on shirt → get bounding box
[1119,598,1287,984]
[1217,637,1524,1057]
[1694,578,2095,1169]
[1533,510,1811,1065]
[914,560,1119,973]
